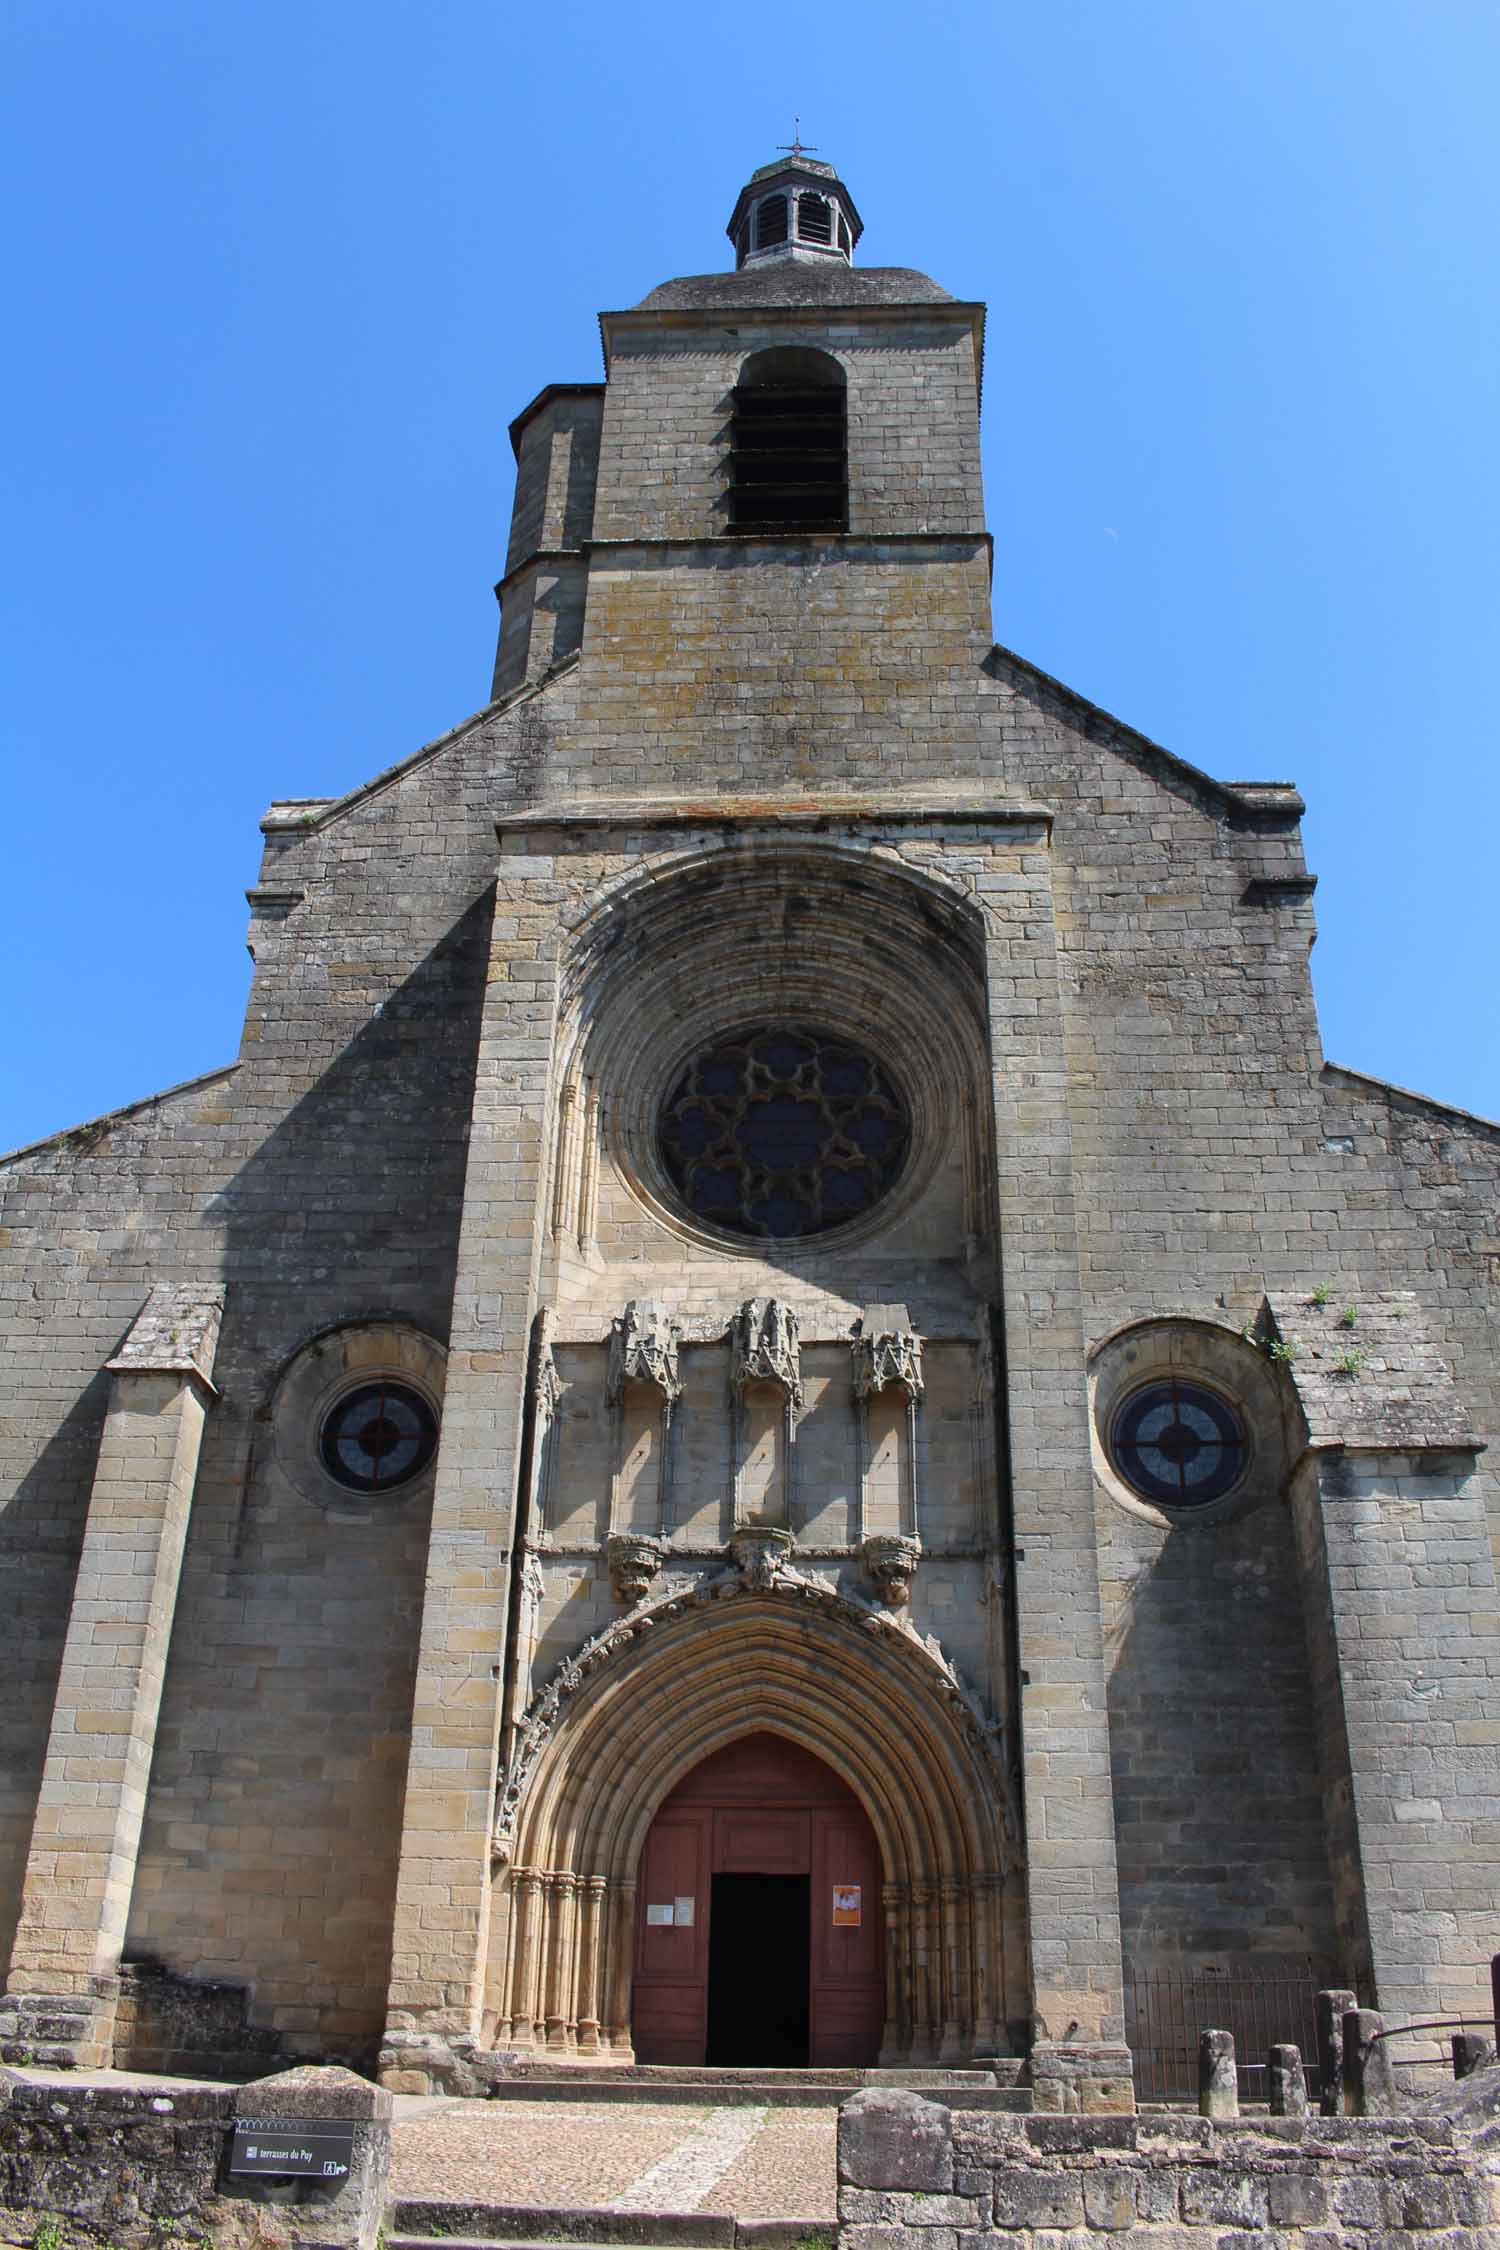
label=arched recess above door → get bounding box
[486,1577,1023,2064]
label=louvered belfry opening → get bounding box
[796,193,833,245]
[728,345,848,535]
[755,194,789,250]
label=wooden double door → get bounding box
[633,1732,884,2066]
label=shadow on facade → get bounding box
[117,893,494,2073]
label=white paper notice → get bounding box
[674,1896,695,1926]
[646,1902,674,1926]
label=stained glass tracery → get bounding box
[658,1024,909,1239]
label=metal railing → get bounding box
[1128,1953,1500,2113]
[1125,1959,1335,2105]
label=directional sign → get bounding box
[230,2123,356,2180]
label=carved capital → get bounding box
[605,1532,665,1607]
[730,1297,802,1407]
[852,1309,924,1401]
[861,1532,922,1608]
[606,1299,682,1405]
[728,1523,795,1590]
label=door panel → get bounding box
[633,1812,709,2063]
[714,1808,810,1873]
[810,1810,885,2064]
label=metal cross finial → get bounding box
[777,116,817,161]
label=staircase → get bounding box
[387,2066,1031,2250]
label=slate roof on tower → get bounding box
[633,263,955,311]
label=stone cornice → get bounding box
[497,792,1052,836]
[599,295,985,371]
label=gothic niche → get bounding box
[851,1311,924,1404]
[730,1296,802,1404]
[851,1305,923,1555]
[730,1298,801,1530]
[606,1299,682,1407]
[606,1299,682,1551]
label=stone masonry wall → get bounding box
[0,673,576,2035]
[0,2061,388,2250]
[837,2087,1500,2250]
[590,314,984,542]
[1099,1481,1337,1973]
[0,1073,239,1978]
[1319,1067,1500,1569]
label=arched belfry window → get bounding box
[728,346,848,534]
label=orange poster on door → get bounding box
[832,1884,862,1927]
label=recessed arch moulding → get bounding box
[542,835,1001,1280]
[486,1574,1023,2063]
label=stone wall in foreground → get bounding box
[838,2087,1500,2250]
[0,2063,387,2250]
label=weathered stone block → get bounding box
[229,2065,390,2250]
[1081,2171,1138,2229]
[841,2229,955,2250]
[839,2090,953,2193]
[988,2172,1085,2228]
[1268,2172,1328,2223]
[1177,2170,1268,2226]
[837,2191,980,2227]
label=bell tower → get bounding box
[493,150,993,784]
[725,148,862,270]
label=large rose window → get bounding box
[657,1024,909,1240]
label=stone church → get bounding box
[3,151,1498,2104]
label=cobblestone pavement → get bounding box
[391,2099,836,2220]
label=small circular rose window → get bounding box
[1110,1380,1247,1509]
[319,1381,438,1494]
[658,1024,909,1240]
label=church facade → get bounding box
[3,154,1499,2102]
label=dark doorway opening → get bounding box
[706,1873,810,2065]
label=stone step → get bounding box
[394,2241,733,2250]
[392,2211,819,2248]
[496,2064,1005,2085]
[479,2074,1031,2110]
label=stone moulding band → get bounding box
[497,795,1054,834]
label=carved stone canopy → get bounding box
[852,1304,924,1401]
[534,1314,562,1426]
[861,1532,922,1609]
[728,1523,795,1590]
[606,1299,682,1406]
[730,1298,802,1408]
[604,1532,665,1606]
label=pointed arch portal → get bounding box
[487,1583,1023,2063]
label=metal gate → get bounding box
[1124,1960,1333,2104]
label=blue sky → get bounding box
[3,0,1497,1153]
